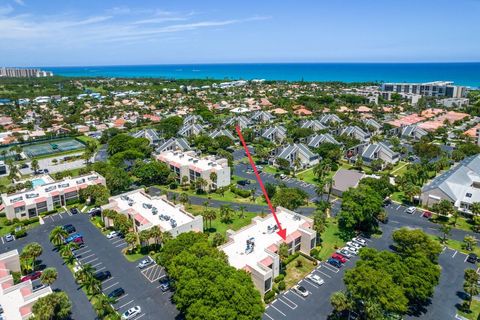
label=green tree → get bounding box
[32,291,72,320]
[79,184,110,205]
[40,267,58,286]
[179,193,189,206]
[272,187,308,210]
[212,232,226,246]
[49,226,68,247]
[330,291,352,316]
[392,228,442,263]
[464,235,476,252]
[440,223,452,244]
[220,204,234,223]
[31,159,40,173]
[203,209,217,231]
[464,269,480,310]
[125,232,138,252]
[132,161,171,186]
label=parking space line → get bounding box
[83,258,98,265]
[270,304,287,316]
[133,314,145,320]
[1,237,4,244]
[452,250,458,258]
[115,242,127,248]
[301,279,319,289]
[264,312,275,320]
[465,255,469,263]
[321,263,339,273]
[287,290,306,301]
[91,262,103,268]
[76,249,91,256]
[103,282,119,291]
[278,295,297,309]
[117,299,134,310]
[78,253,95,261]
[112,238,124,244]
[102,277,115,283]
[116,294,129,301]
[96,266,106,272]
[315,270,332,279]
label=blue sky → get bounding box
[1,0,479,66]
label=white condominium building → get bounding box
[219,207,316,295]
[157,151,230,190]
[0,250,53,320]
[102,189,203,236]
[381,81,467,98]
[1,172,106,220]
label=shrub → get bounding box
[14,229,27,238]
[169,182,178,190]
[278,280,286,291]
[0,212,6,218]
[295,259,304,268]
[4,220,13,226]
[274,274,285,283]
[310,248,319,257]
[65,198,79,206]
[284,252,300,265]
[264,290,276,304]
[230,186,251,198]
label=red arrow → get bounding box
[235,126,287,240]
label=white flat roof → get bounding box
[111,190,195,232]
[221,208,311,272]
[158,151,224,171]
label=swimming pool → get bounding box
[31,178,46,188]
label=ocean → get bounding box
[46,63,480,87]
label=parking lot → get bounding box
[262,222,475,320]
[0,212,178,320]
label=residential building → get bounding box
[1,172,106,220]
[156,151,230,190]
[363,119,382,132]
[331,169,365,197]
[307,133,340,148]
[102,189,203,236]
[0,161,6,175]
[319,114,343,125]
[0,249,53,320]
[261,126,287,144]
[400,125,428,140]
[156,138,190,153]
[225,116,252,129]
[250,111,275,123]
[178,123,203,137]
[381,81,467,98]
[340,126,371,142]
[274,143,319,169]
[208,129,236,141]
[361,142,400,166]
[439,98,470,108]
[131,129,161,146]
[0,67,53,78]
[300,120,327,132]
[219,207,316,295]
[421,154,480,213]
[183,115,203,126]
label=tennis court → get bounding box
[22,138,85,158]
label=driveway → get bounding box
[20,152,86,175]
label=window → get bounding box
[466,193,472,198]
[264,277,272,292]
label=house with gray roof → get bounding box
[363,119,382,132]
[131,129,161,146]
[156,138,191,153]
[361,142,399,166]
[319,114,343,125]
[401,125,428,141]
[225,116,252,130]
[307,134,340,148]
[274,143,319,169]
[250,111,275,123]
[261,126,287,144]
[331,169,365,197]
[421,154,480,213]
[340,126,371,142]
[301,120,327,132]
[208,129,236,141]
[183,114,203,126]
[178,123,204,137]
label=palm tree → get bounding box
[150,226,162,246]
[330,291,351,316]
[203,209,217,231]
[464,235,476,251]
[238,205,246,219]
[139,230,151,247]
[31,159,39,173]
[195,177,208,192]
[209,172,217,191]
[40,267,58,286]
[179,193,189,206]
[324,177,334,202]
[93,294,115,318]
[49,226,68,248]
[8,163,19,182]
[220,204,234,223]
[440,223,452,244]
[22,242,43,271]
[125,232,138,252]
[161,231,173,244]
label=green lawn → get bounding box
[296,168,316,184]
[457,299,480,320]
[124,252,144,262]
[316,219,347,261]
[76,135,100,147]
[427,234,480,257]
[283,255,316,289]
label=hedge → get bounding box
[264,290,276,304]
[230,186,251,198]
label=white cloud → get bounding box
[0,5,14,15]
[13,0,25,6]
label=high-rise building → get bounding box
[0,67,53,78]
[381,81,467,98]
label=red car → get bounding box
[422,210,433,219]
[21,271,42,282]
[331,253,347,263]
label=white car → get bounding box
[337,249,353,259]
[352,237,367,246]
[121,306,141,320]
[293,285,309,297]
[346,241,362,250]
[280,174,287,180]
[5,234,14,242]
[345,246,359,255]
[405,206,416,214]
[306,274,324,286]
[137,257,153,269]
[106,231,118,239]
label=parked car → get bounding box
[382,197,392,207]
[237,180,251,186]
[20,163,29,169]
[65,233,82,244]
[423,210,433,219]
[94,271,112,281]
[73,237,84,247]
[280,174,287,180]
[306,274,324,286]
[88,207,102,217]
[352,237,367,246]
[293,285,309,297]
[346,241,362,250]
[108,288,125,300]
[21,271,42,282]
[70,207,79,215]
[344,246,359,255]
[62,224,76,234]
[405,206,416,214]
[121,306,141,320]
[467,253,478,263]
[5,234,14,242]
[327,258,342,268]
[137,257,153,269]
[106,231,118,239]
[337,249,353,259]
[159,278,171,292]
[331,253,347,263]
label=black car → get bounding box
[20,163,29,169]
[237,180,251,186]
[159,278,171,292]
[89,207,102,217]
[62,224,76,234]
[70,208,79,215]
[467,253,478,263]
[94,271,111,281]
[108,288,125,300]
